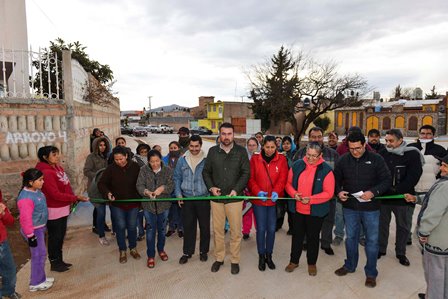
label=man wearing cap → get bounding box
[377,129,423,267]
[416,154,448,299]
[367,129,386,153]
[178,127,190,154]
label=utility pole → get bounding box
[148,96,152,117]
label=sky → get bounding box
[25,0,448,111]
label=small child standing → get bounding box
[0,189,21,299]
[17,168,54,292]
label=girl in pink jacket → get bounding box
[17,168,54,292]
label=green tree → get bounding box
[425,85,439,99]
[248,46,300,132]
[247,46,369,143]
[313,116,331,132]
[32,38,114,98]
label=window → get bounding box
[345,113,349,130]
[337,112,343,126]
[382,117,391,130]
[352,112,357,126]
[207,105,211,112]
[395,116,405,128]
[408,116,418,130]
[359,112,364,129]
[211,120,216,129]
[423,116,433,126]
[213,105,216,112]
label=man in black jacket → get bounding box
[202,122,250,275]
[378,129,423,267]
[367,129,386,153]
[334,131,391,288]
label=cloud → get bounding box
[25,0,448,110]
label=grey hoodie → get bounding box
[136,164,173,214]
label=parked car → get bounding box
[190,126,213,135]
[159,124,174,134]
[145,125,159,133]
[121,126,133,135]
[132,126,148,137]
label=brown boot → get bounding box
[119,251,127,264]
[365,277,377,288]
[130,248,141,260]
[284,263,298,273]
[308,264,317,276]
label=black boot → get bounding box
[50,259,70,272]
[258,254,266,271]
[266,254,276,270]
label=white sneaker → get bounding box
[46,277,55,283]
[29,280,53,292]
[99,237,110,246]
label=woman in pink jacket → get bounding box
[284,142,335,276]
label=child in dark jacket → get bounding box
[17,168,54,292]
[0,190,21,299]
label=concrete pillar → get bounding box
[27,115,35,131]
[44,116,53,131]
[19,143,28,158]
[9,144,19,160]
[0,144,10,160]
[8,116,17,132]
[36,115,44,131]
[18,115,26,132]
[0,115,8,132]
[53,116,61,131]
[60,116,67,130]
[28,143,37,159]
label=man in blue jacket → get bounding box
[334,131,391,288]
[174,135,210,265]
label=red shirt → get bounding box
[248,151,288,206]
[285,157,335,215]
[0,190,15,243]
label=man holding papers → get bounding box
[333,131,391,288]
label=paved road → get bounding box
[16,134,428,298]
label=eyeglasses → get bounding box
[348,146,364,152]
[306,153,320,159]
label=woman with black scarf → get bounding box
[162,141,184,237]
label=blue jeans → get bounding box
[144,210,169,258]
[168,203,183,231]
[343,208,380,278]
[96,204,107,238]
[110,206,138,251]
[252,205,277,255]
[0,240,17,297]
[137,209,145,237]
[335,202,366,240]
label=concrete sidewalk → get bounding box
[15,202,426,299]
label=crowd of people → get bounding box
[1,123,447,299]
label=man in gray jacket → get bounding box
[417,155,448,299]
[203,122,250,275]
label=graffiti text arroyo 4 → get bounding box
[6,131,68,144]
